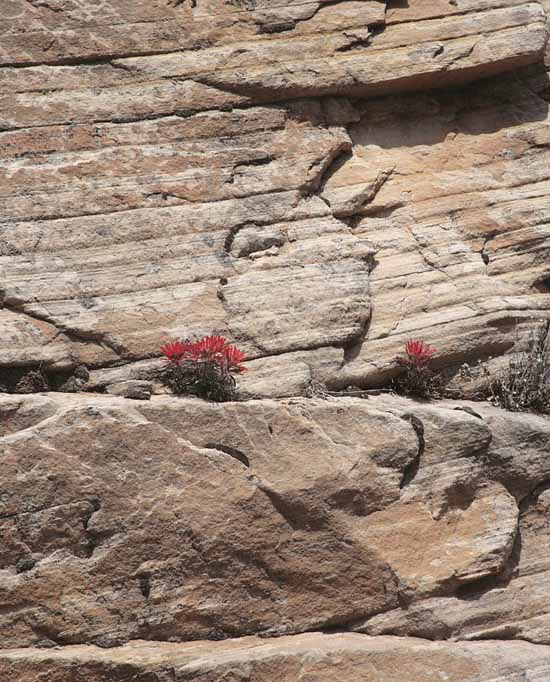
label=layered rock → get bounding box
[1,0,549,397]
[3,634,550,682]
[356,400,550,644]
[3,0,550,679]
[0,393,413,647]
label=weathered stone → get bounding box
[106,380,153,400]
[356,483,550,644]
[0,393,422,647]
[3,0,550,679]
[351,400,550,643]
[2,633,550,681]
[358,483,518,598]
[0,0,549,398]
[1,392,549,657]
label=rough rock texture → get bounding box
[1,0,550,397]
[0,393,414,647]
[3,634,550,682]
[3,0,550,680]
[355,399,550,643]
[1,392,550,679]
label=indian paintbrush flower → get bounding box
[160,335,246,401]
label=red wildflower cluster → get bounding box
[160,341,189,364]
[161,335,246,373]
[401,339,437,368]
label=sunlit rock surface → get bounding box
[2,0,550,679]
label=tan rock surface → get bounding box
[1,0,549,398]
[3,0,550,679]
[355,400,550,644]
[2,633,550,682]
[1,392,549,658]
[336,77,550,388]
[0,393,418,647]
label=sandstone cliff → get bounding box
[1,0,550,679]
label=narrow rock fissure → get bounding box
[204,443,250,467]
[399,414,425,489]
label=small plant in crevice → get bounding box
[490,322,550,415]
[14,368,50,394]
[0,364,90,395]
[394,339,440,398]
[159,335,247,402]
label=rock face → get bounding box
[2,392,550,679]
[1,394,411,647]
[1,0,550,397]
[2,0,550,679]
[3,634,550,682]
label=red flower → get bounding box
[161,341,191,364]
[221,344,247,373]
[192,335,228,361]
[160,336,246,372]
[402,339,437,368]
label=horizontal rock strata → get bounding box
[3,0,550,680]
[2,633,550,681]
[1,0,549,397]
